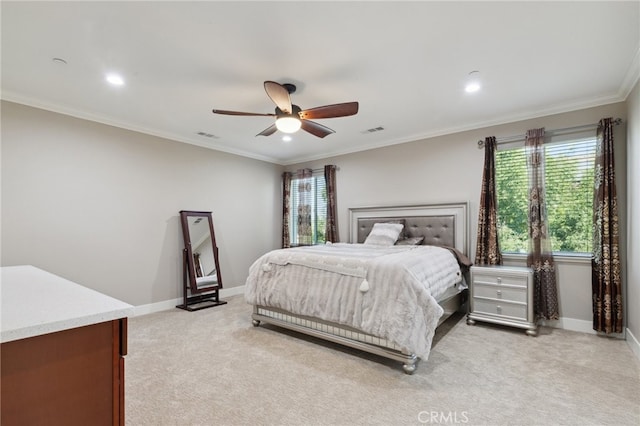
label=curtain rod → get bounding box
[477,118,622,148]
[282,166,340,175]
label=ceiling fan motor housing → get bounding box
[282,83,297,94]
[276,104,302,118]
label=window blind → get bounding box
[495,137,597,254]
[290,173,327,245]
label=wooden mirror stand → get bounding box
[176,210,227,311]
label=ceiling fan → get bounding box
[212,81,359,138]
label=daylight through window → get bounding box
[289,173,327,246]
[495,136,597,255]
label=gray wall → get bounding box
[626,80,639,349]
[1,98,634,333]
[1,101,283,306]
[289,102,628,327]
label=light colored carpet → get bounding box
[126,295,640,426]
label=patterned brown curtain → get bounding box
[193,253,203,277]
[324,165,339,243]
[296,168,313,245]
[592,118,623,333]
[475,136,502,265]
[525,128,559,320]
[282,171,292,248]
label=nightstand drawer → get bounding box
[471,273,528,288]
[472,298,527,320]
[472,283,527,303]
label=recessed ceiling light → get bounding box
[465,70,481,93]
[282,135,292,142]
[105,73,125,86]
[465,82,481,93]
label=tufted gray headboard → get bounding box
[349,203,469,255]
[356,215,456,247]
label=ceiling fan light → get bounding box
[275,116,302,133]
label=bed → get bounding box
[245,202,470,374]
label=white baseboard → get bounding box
[627,327,640,361]
[541,317,638,354]
[133,298,181,316]
[539,317,597,335]
[133,285,245,317]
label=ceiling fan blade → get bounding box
[264,81,292,113]
[212,109,275,117]
[300,120,335,138]
[299,102,359,120]
[256,124,278,137]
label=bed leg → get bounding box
[252,319,261,327]
[402,354,418,375]
[403,362,416,375]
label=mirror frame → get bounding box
[179,210,223,294]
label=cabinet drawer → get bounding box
[472,283,527,303]
[472,273,528,287]
[472,298,527,320]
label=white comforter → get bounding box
[245,243,463,359]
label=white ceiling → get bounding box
[2,1,639,165]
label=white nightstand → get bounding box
[466,265,537,336]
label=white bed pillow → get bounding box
[363,222,404,246]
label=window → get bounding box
[289,172,327,246]
[495,135,597,255]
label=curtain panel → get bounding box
[592,118,623,333]
[475,136,502,265]
[296,168,314,245]
[525,128,559,321]
[193,253,203,277]
[282,172,292,248]
[324,165,339,243]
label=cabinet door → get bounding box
[1,319,125,426]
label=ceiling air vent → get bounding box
[361,126,385,134]
[196,131,219,139]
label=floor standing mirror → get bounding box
[177,210,227,311]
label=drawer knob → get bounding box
[496,305,502,313]
[496,290,502,298]
[497,277,502,284]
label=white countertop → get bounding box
[1,265,134,343]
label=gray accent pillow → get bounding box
[363,222,404,246]
[396,236,425,246]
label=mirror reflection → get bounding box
[187,216,218,288]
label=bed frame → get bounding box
[251,202,469,374]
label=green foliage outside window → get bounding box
[315,184,327,244]
[290,175,327,245]
[495,139,596,255]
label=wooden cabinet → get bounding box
[1,266,133,426]
[466,265,537,336]
[1,319,127,425]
